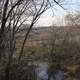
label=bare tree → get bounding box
[65,12,80,27]
[0,0,66,80]
[0,0,50,80]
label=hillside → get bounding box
[16,26,80,47]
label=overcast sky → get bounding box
[35,0,80,26]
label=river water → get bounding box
[33,62,64,80]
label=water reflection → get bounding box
[35,62,64,80]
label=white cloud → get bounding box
[35,16,54,26]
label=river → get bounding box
[32,61,64,80]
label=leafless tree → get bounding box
[65,12,80,27]
[0,0,66,80]
[0,0,50,80]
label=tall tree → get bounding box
[0,0,65,80]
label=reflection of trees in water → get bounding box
[35,62,64,80]
[48,63,64,80]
